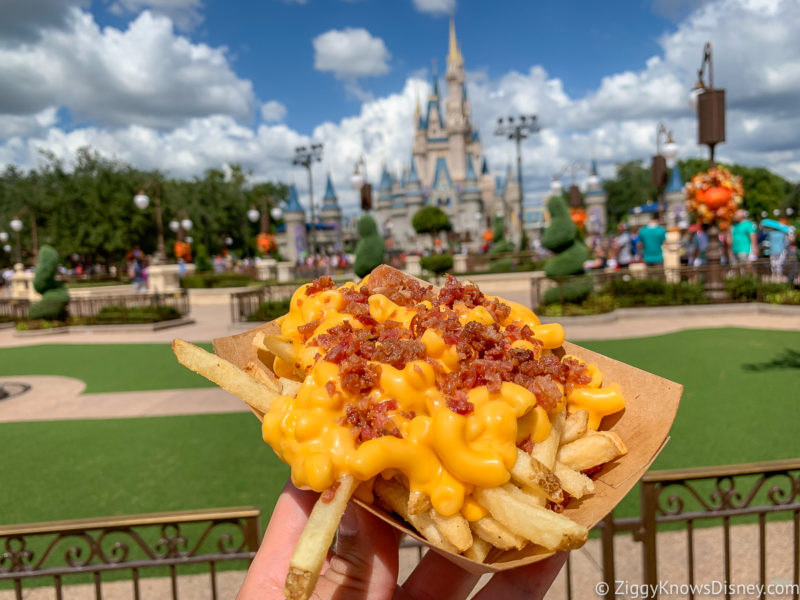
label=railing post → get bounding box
[600,511,617,599]
[640,480,659,596]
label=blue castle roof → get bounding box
[408,157,420,184]
[322,173,338,206]
[465,154,477,181]
[666,165,684,193]
[494,175,505,196]
[378,166,393,192]
[432,157,453,190]
[481,157,489,175]
[286,184,304,213]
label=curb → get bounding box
[11,317,196,337]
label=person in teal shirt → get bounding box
[638,215,667,265]
[730,209,757,265]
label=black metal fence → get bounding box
[67,290,191,320]
[0,507,261,600]
[229,285,298,323]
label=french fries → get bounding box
[172,267,631,600]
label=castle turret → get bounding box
[664,165,687,229]
[320,173,342,252]
[282,184,306,262]
[445,17,467,181]
[584,159,608,236]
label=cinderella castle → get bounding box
[372,19,521,251]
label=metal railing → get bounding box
[67,290,191,321]
[0,299,30,322]
[0,506,261,600]
[534,259,799,312]
[230,285,297,323]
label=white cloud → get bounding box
[0,10,254,128]
[106,0,205,31]
[412,0,455,15]
[0,0,89,44]
[261,101,287,123]
[313,28,391,79]
[0,108,59,139]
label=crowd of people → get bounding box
[583,210,798,282]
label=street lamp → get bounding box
[652,122,677,212]
[168,211,193,241]
[8,207,38,264]
[293,143,324,264]
[248,199,284,234]
[133,183,166,263]
[351,155,373,211]
[494,114,541,250]
[691,42,725,166]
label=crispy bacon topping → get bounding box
[446,390,474,415]
[517,436,535,454]
[372,338,426,370]
[306,276,335,295]
[339,355,381,395]
[320,480,341,503]
[297,319,320,340]
[365,268,435,306]
[343,398,401,442]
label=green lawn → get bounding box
[0,328,798,526]
[0,343,215,393]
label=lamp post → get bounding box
[133,183,166,264]
[494,115,540,250]
[293,144,323,267]
[168,210,194,242]
[351,156,373,212]
[690,42,727,300]
[248,198,284,234]
[8,207,38,263]
[652,122,678,213]
[690,42,725,167]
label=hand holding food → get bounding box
[174,266,631,600]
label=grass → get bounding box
[0,343,216,393]
[1,328,798,527]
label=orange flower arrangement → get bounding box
[686,166,743,230]
[256,232,276,253]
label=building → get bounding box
[374,19,520,252]
[276,176,346,263]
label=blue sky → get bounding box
[1,0,798,214]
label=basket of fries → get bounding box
[173,265,682,600]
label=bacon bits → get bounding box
[343,399,400,442]
[372,339,426,370]
[306,276,335,295]
[320,480,341,503]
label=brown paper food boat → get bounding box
[213,298,682,574]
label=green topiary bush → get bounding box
[420,253,453,275]
[488,216,514,255]
[542,196,591,304]
[29,245,70,321]
[354,215,386,278]
[194,243,212,273]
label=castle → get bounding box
[373,19,521,252]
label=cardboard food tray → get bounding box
[212,294,682,575]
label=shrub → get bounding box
[95,305,180,324]
[354,215,386,278]
[29,245,70,321]
[542,195,591,303]
[488,257,513,273]
[766,289,800,305]
[194,243,212,273]
[420,253,453,275]
[247,299,291,322]
[181,273,254,288]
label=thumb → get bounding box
[315,503,399,600]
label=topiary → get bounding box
[488,216,515,255]
[354,214,386,278]
[542,195,592,304]
[29,245,70,321]
[194,243,212,273]
[420,253,453,275]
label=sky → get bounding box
[1,0,799,215]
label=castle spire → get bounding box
[414,92,421,126]
[448,16,462,64]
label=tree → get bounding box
[412,206,452,237]
[603,161,656,230]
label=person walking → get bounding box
[613,222,633,269]
[729,210,757,272]
[638,214,667,266]
[766,224,789,280]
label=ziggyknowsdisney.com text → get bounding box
[595,580,800,598]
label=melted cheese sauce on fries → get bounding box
[260,271,626,519]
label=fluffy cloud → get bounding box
[412,0,455,16]
[313,28,391,79]
[0,0,89,44]
[0,9,253,128]
[106,0,205,31]
[261,101,287,123]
